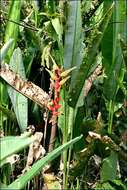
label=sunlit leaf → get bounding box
[51,18,63,41]
[7,48,28,132]
[0,136,34,167]
[0,38,14,62]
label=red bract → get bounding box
[52,111,60,116]
[54,104,61,109]
[49,101,61,110]
[55,97,60,103]
[55,80,60,91]
[49,105,56,112]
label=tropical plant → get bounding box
[0,0,126,189]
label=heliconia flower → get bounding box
[48,63,76,121]
[49,105,56,111]
[51,99,55,105]
[59,76,70,86]
[54,104,61,109]
[46,68,57,80]
[49,98,61,112]
[55,97,60,103]
[53,111,60,116]
[55,80,61,91]
[61,66,76,77]
[49,54,59,70]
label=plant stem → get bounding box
[108,100,114,134]
[63,89,68,189]
[67,107,75,177]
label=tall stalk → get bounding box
[63,89,68,189]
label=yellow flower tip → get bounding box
[49,54,59,70]
[45,68,57,80]
[53,64,59,71]
[60,76,70,85]
[61,66,77,77]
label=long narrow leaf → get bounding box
[0,136,34,164]
[4,0,21,59]
[7,48,28,132]
[102,1,126,133]
[103,1,126,101]
[0,38,14,62]
[64,1,82,70]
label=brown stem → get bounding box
[43,109,49,147]
[48,118,57,152]
[84,64,102,97]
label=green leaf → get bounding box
[103,1,126,101]
[0,38,14,62]
[64,1,82,70]
[120,36,127,71]
[4,0,21,60]
[68,3,114,107]
[1,0,21,111]
[7,48,28,132]
[0,104,17,124]
[7,135,83,190]
[101,0,114,74]
[102,1,126,133]
[104,47,125,101]
[100,151,118,182]
[0,136,34,167]
[47,0,56,14]
[112,179,127,190]
[51,18,63,41]
[96,182,115,190]
[73,106,85,152]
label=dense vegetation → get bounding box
[0,0,127,189]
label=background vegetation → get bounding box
[0,0,127,189]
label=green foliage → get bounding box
[0,104,17,124]
[96,180,126,190]
[0,0,126,189]
[102,0,126,133]
[68,3,114,108]
[96,182,115,190]
[7,48,28,132]
[7,135,82,189]
[0,38,14,62]
[100,151,118,182]
[0,135,34,167]
[64,1,82,70]
[4,0,21,60]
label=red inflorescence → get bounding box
[49,67,62,118]
[49,98,61,116]
[55,80,61,92]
